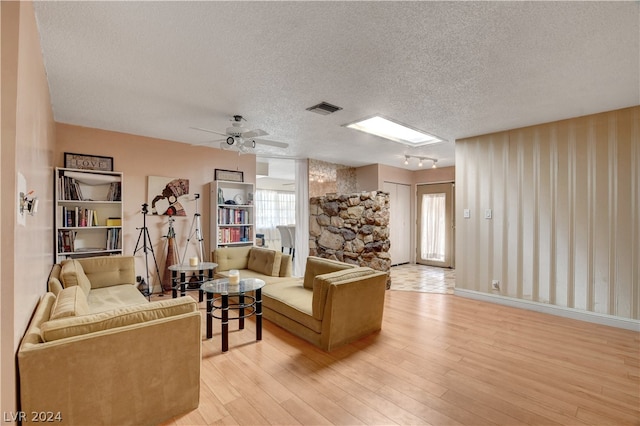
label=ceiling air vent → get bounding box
[306,102,343,115]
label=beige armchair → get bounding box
[262,256,388,351]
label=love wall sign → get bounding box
[64,152,114,171]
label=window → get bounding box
[255,190,295,249]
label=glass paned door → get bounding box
[417,183,454,267]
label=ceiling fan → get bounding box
[190,115,289,153]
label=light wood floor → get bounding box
[160,291,639,426]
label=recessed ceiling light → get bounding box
[344,115,443,147]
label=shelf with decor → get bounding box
[54,167,123,263]
[210,180,255,249]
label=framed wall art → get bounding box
[64,152,114,171]
[214,169,244,182]
[147,176,190,216]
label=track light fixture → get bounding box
[402,155,438,168]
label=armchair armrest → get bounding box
[320,270,387,350]
[312,267,377,320]
[311,268,387,351]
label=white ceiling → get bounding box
[34,1,638,171]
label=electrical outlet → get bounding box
[491,280,500,290]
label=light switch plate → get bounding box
[485,209,492,219]
[463,209,470,218]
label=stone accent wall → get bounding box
[309,191,391,288]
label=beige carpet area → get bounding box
[389,263,455,294]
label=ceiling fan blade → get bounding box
[191,138,225,147]
[242,129,268,139]
[255,139,289,149]
[190,126,228,137]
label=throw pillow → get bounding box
[50,285,90,320]
[248,247,282,277]
[60,259,92,296]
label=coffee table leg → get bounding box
[206,291,213,339]
[222,294,229,352]
[239,293,245,330]
[180,272,186,297]
[172,271,178,298]
[256,288,262,341]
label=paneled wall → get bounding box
[456,106,639,320]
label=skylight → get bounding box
[344,115,443,146]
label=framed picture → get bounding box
[64,152,114,171]
[214,168,244,182]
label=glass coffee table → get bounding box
[168,262,218,302]
[200,278,266,352]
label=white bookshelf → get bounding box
[54,167,123,263]
[210,180,255,249]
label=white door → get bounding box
[416,183,454,268]
[384,182,411,265]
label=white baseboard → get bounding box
[455,289,640,332]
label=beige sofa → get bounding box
[212,245,293,284]
[18,256,201,425]
[212,247,388,351]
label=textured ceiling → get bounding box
[34,1,639,171]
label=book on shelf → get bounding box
[61,206,99,227]
[218,226,252,244]
[57,229,76,253]
[106,228,121,250]
[107,182,121,201]
[217,207,249,224]
[58,174,121,201]
[59,176,84,201]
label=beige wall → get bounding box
[1,0,56,415]
[456,106,639,320]
[413,166,455,185]
[355,163,379,192]
[55,124,256,294]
